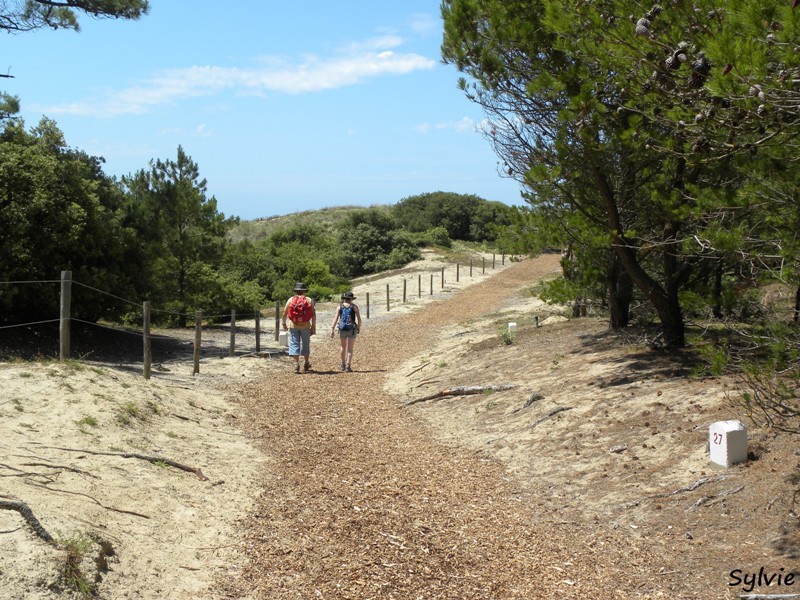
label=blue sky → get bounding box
[3,1,525,221]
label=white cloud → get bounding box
[415,117,476,134]
[38,39,435,118]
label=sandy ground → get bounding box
[1,250,798,599]
[0,250,521,599]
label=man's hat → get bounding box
[341,291,356,300]
[293,282,308,292]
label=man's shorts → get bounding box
[288,328,311,356]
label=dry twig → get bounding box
[41,446,209,481]
[531,406,572,427]
[404,384,516,406]
[510,392,544,414]
[686,485,745,511]
[624,475,730,508]
[23,481,150,519]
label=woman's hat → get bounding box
[341,291,356,300]
[293,282,308,292]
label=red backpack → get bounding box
[287,295,313,323]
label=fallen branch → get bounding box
[0,499,54,543]
[623,475,729,508]
[530,406,572,427]
[41,446,209,481]
[24,482,150,519]
[405,362,430,377]
[510,392,544,414]
[413,379,441,389]
[686,485,745,511]
[21,462,98,478]
[172,413,201,424]
[404,384,517,407]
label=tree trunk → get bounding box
[711,259,723,319]
[795,282,800,323]
[607,253,632,329]
[177,265,187,328]
[593,164,686,348]
[654,287,685,347]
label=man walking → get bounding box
[282,282,316,373]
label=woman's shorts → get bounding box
[338,327,358,339]
[288,328,311,356]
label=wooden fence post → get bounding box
[366,292,370,319]
[386,284,390,312]
[59,270,72,362]
[229,309,236,357]
[493,253,496,269]
[193,311,202,375]
[418,274,421,298]
[470,259,473,277]
[430,273,433,295]
[441,267,445,289]
[502,252,505,265]
[403,279,407,303]
[456,263,460,282]
[274,301,280,341]
[483,257,486,273]
[143,301,151,380]
[255,310,261,353]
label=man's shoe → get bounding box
[340,363,346,371]
[294,364,300,374]
[303,362,311,372]
[345,365,353,372]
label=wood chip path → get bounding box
[218,256,686,599]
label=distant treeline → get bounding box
[0,117,512,326]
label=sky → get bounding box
[2,1,525,221]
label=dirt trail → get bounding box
[220,256,684,599]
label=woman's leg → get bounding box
[339,336,347,369]
[345,335,356,369]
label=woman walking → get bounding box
[330,291,362,372]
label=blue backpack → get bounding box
[338,303,355,331]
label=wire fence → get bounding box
[0,253,512,378]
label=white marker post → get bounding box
[709,420,748,468]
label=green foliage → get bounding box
[334,208,420,277]
[441,0,800,348]
[1,1,148,34]
[498,324,516,345]
[122,146,236,325]
[411,226,452,248]
[692,339,729,378]
[228,205,392,243]
[1,1,149,123]
[54,532,96,598]
[536,276,582,306]
[0,92,19,121]
[392,191,512,242]
[0,118,140,323]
